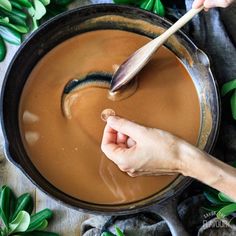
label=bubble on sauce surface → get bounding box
[23,111,39,123]
[25,131,40,145]
[101,109,116,122]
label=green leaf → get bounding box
[221,79,236,96]
[27,209,53,232]
[0,186,9,224]
[11,0,24,10]
[11,193,33,222]
[0,8,27,26]
[0,0,12,11]
[11,8,28,20]
[153,0,165,16]
[9,190,17,226]
[28,6,35,16]
[115,226,124,236]
[230,90,236,120]
[202,205,224,213]
[36,219,48,231]
[1,227,8,236]
[39,0,50,6]
[216,203,236,219]
[0,16,9,22]
[0,185,15,225]
[0,35,6,61]
[0,207,8,227]
[33,0,46,20]
[0,19,28,33]
[218,192,235,203]
[9,210,30,233]
[26,219,48,232]
[32,16,38,30]
[42,3,65,17]
[0,25,21,44]
[140,0,155,11]
[203,189,224,205]
[14,0,32,8]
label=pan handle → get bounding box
[149,196,189,236]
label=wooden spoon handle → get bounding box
[153,6,204,48]
[110,6,204,92]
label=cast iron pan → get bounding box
[0,4,220,236]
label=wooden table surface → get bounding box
[0,1,113,234]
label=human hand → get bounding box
[101,116,236,202]
[101,116,190,177]
[192,0,234,9]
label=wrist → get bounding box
[178,143,225,185]
[177,141,204,177]
[176,141,236,201]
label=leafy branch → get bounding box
[113,0,165,17]
[0,0,74,62]
[221,78,236,120]
[101,226,125,236]
[0,185,58,236]
[203,163,236,220]
[203,188,236,219]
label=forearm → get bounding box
[180,143,236,201]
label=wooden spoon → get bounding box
[110,6,204,92]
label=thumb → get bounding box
[107,116,145,141]
[204,0,231,8]
[192,0,204,8]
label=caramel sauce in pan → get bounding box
[19,30,200,204]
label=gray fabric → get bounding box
[185,0,236,84]
[77,0,236,235]
[185,2,236,167]
[81,214,170,236]
[220,3,236,47]
[82,216,110,236]
[82,194,236,236]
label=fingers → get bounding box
[101,117,138,168]
[101,123,132,166]
[117,132,128,145]
[127,171,176,177]
[107,116,145,141]
[101,123,117,146]
[192,0,233,9]
[192,0,205,8]
[127,137,136,148]
[101,124,119,157]
[204,0,233,8]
